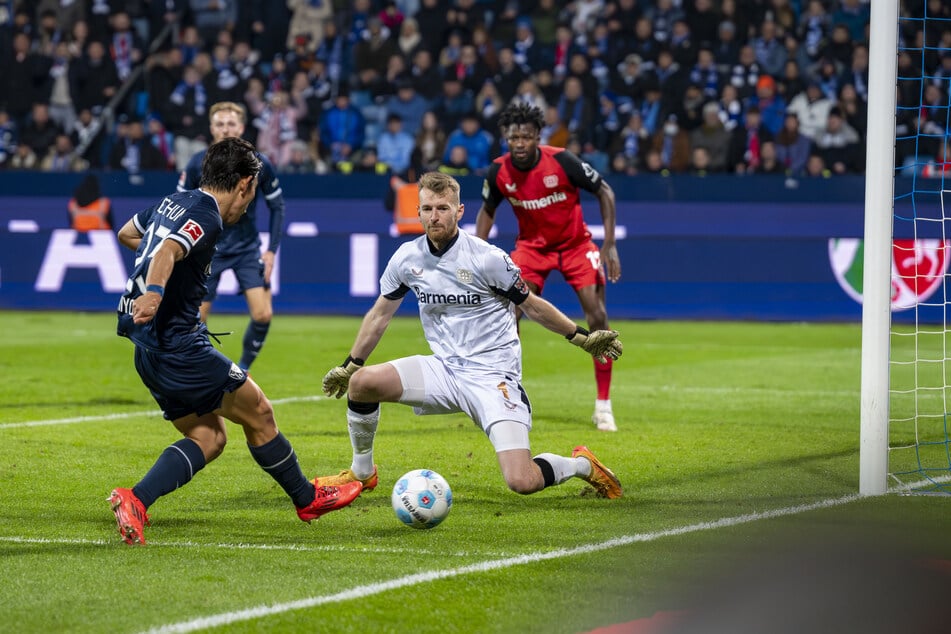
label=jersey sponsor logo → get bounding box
[829,238,950,311]
[413,286,482,305]
[455,268,473,283]
[507,191,568,210]
[543,174,558,188]
[581,160,600,184]
[180,219,205,245]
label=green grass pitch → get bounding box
[1,311,948,633]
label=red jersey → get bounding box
[482,145,604,252]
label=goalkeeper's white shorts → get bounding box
[388,354,532,451]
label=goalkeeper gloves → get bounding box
[567,327,623,363]
[322,355,365,399]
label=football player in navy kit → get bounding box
[476,102,622,432]
[315,172,624,500]
[178,101,285,371]
[109,137,361,545]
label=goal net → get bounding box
[861,0,951,494]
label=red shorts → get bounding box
[511,240,605,293]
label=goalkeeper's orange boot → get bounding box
[296,481,363,523]
[572,446,623,499]
[108,487,151,545]
[312,465,379,492]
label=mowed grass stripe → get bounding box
[0,395,325,429]
[0,536,491,558]
[0,386,857,430]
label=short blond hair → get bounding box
[418,171,460,204]
[209,101,246,124]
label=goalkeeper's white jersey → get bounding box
[381,230,526,377]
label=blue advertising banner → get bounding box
[0,225,873,321]
[0,172,935,322]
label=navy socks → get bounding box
[133,438,207,509]
[239,319,270,371]
[248,432,315,508]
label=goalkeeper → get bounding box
[316,172,623,499]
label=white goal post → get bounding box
[859,0,898,495]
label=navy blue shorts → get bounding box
[204,250,266,302]
[134,336,247,421]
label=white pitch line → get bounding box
[0,396,325,429]
[139,493,864,634]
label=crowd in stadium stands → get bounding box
[0,0,944,179]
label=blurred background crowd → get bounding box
[0,0,944,180]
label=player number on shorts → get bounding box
[586,249,601,271]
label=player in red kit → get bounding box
[475,102,621,431]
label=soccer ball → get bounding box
[391,469,452,529]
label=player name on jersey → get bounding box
[155,197,187,222]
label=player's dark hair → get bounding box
[199,137,261,191]
[498,101,544,132]
[418,171,460,204]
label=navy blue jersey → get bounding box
[178,149,285,256]
[117,190,222,351]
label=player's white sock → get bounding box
[347,406,379,479]
[533,452,590,484]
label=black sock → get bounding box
[532,457,556,488]
[239,319,270,370]
[248,432,315,508]
[347,399,380,415]
[133,438,207,508]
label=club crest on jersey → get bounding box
[455,268,473,283]
[543,174,558,188]
[179,219,205,245]
[229,363,245,380]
